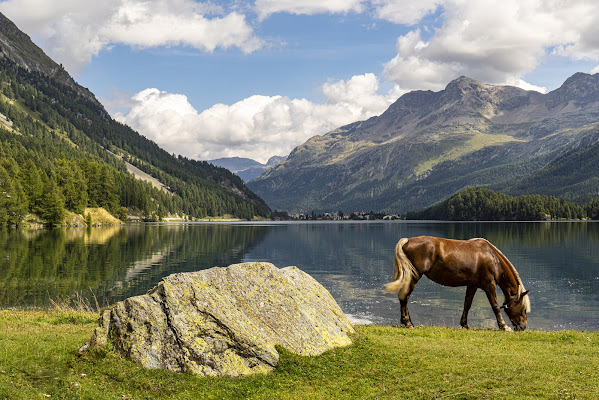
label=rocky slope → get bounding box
[248,73,599,213]
[0,12,103,109]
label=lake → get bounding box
[1,221,598,331]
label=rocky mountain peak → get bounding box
[0,12,55,74]
[441,76,501,102]
[445,75,485,90]
[561,71,599,88]
[548,72,599,104]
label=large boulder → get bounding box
[80,262,354,377]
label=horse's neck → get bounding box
[498,270,519,297]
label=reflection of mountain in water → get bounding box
[1,221,597,330]
[241,221,599,284]
[241,222,599,329]
[0,224,268,308]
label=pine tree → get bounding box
[587,198,599,220]
[98,165,118,212]
[38,173,64,225]
[20,159,43,214]
[0,165,27,226]
[56,158,88,214]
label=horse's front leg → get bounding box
[460,286,477,329]
[483,285,512,331]
[399,280,418,328]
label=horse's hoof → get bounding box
[502,326,513,332]
[461,325,469,330]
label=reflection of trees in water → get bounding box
[428,221,599,247]
[429,222,599,280]
[103,224,269,305]
[0,224,268,308]
[2,221,597,320]
[244,221,599,299]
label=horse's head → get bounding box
[503,290,530,331]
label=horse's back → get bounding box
[403,236,500,287]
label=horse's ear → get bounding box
[521,290,530,297]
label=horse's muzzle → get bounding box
[513,323,527,331]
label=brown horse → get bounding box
[384,236,530,331]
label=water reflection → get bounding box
[0,221,597,331]
[0,223,268,308]
[240,221,599,331]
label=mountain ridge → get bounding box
[0,12,105,111]
[249,73,599,213]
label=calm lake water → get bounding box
[1,221,598,331]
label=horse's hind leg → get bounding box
[460,286,477,329]
[400,297,412,328]
[399,280,418,328]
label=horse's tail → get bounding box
[384,238,419,300]
[483,239,531,313]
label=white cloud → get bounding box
[0,0,263,75]
[371,0,441,25]
[502,77,546,94]
[592,65,599,75]
[4,0,598,91]
[255,0,364,19]
[115,74,397,163]
[255,0,439,23]
[380,0,599,92]
[322,73,393,115]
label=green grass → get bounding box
[1,310,597,399]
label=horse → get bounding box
[384,236,530,331]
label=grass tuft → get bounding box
[49,290,101,314]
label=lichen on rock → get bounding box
[80,262,355,377]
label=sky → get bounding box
[1,1,599,163]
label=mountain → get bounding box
[266,156,286,167]
[208,156,286,182]
[0,13,99,105]
[248,73,599,213]
[0,12,270,225]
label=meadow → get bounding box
[1,310,597,399]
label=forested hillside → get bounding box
[406,187,598,221]
[0,13,271,226]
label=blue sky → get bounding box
[1,0,598,163]
[79,13,406,110]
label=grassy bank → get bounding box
[1,310,597,399]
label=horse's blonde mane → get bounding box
[384,238,420,300]
[475,238,531,313]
